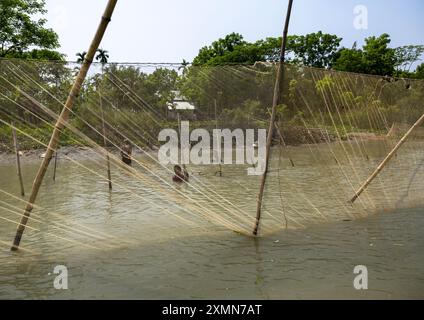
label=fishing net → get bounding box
[1,58,424,251]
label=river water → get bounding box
[0,141,424,299]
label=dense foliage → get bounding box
[0,3,423,152]
[0,0,63,60]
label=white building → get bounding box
[167,91,197,120]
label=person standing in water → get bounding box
[121,139,133,166]
[173,165,189,183]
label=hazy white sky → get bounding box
[43,0,424,63]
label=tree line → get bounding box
[192,32,424,79]
[1,0,424,151]
[1,1,423,78]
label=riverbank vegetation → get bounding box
[0,0,423,153]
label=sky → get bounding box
[43,0,424,63]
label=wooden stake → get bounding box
[177,111,187,171]
[214,99,222,177]
[12,124,25,197]
[274,122,295,167]
[52,150,58,182]
[350,112,424,204]
[100,92,112,190]
[254,0,294,236]
[11,0,118,251]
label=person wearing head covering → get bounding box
[173,165,189,183]
[121,139,133,166]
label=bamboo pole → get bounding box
[177,111,188,172]
[253,0,294,236]
[274,122,295,167]
[214,99,222,177]
[350,112,424,204]
[10,0,118,251]
[52,150,58,181]
[100,92,112,190]
[12,124,25,197]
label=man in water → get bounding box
[173,165,189,183]
[121,139,133,166]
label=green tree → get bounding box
[362,33,396,76]
[193,33,247,65]
[287,31,342,68]
[178,59,190,72]
[334,34,397,76]
[255,37,282,62]
[415,63,424,79]
[76,52,87,63]
[95,48,109,64]
[0,0,62,59]
[206,43,263,65]
[192,32,342,68]
[394,45,424,73]
[333,48,365,73]
[257,32,343,67]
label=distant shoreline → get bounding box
[0,146,104,166]
[0,131,390,166]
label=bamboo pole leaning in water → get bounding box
[253,0,294,236]
[100,92,112,190]
[12,124,25,197]
[10,0,119,251]
[350,111,424,204]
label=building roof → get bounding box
[167,90,196,110]
[168,101,196,111]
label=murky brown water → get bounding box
[1,141,424,299]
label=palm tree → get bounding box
[76,51,87,63]
[178,59,189,72]
[96,48,109,65]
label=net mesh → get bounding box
[1,58,424,249]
